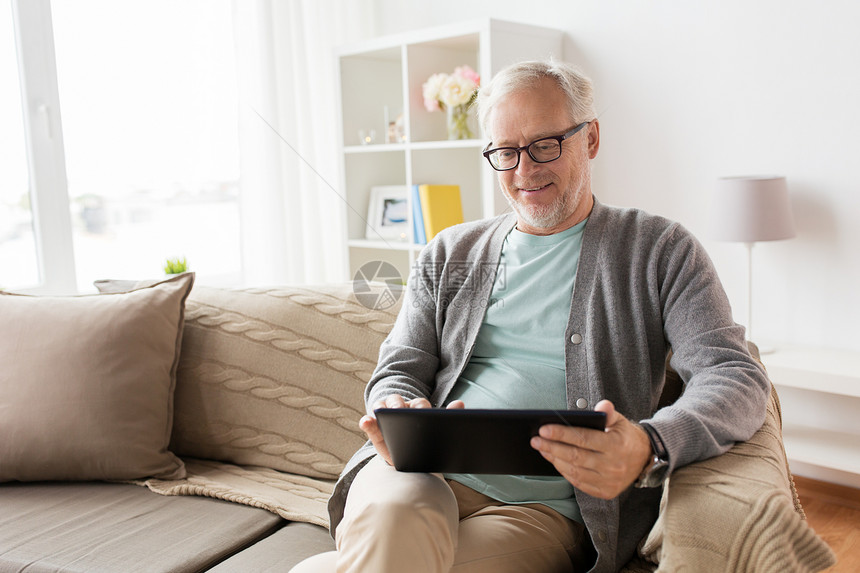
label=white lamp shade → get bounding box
[710,176,797,243]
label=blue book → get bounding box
[411,184,427,244]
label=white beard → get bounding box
[505,180,586,230]
[505,192,568,229]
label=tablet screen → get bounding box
[375,408,606,476]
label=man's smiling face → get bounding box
[487,77,599,235]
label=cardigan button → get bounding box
[576,398,588,409]
[570,333,583,344]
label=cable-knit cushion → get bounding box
[168,284,399,479]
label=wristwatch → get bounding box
[634,422,669,488]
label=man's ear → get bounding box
[587,120,600,159]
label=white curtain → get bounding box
[232,0,375,285]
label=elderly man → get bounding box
[293,60,769,573]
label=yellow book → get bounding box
[418,184,463,241]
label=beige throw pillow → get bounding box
[0,273,194,482]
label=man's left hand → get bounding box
[530,400,652,499]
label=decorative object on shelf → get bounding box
[417,184,463,241]
[164,256,188,275]
[410,185,427,245]
[358,129,376,145]
[385,114,406,144]
[446,104,471,141]
[709,175,796,345]
[383,107,406,144]
[393,113,406,143]
[365,185,410,242]
[422,66,480,140]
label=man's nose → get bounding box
[515,151,541,175]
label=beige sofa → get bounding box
[0,275,836,572]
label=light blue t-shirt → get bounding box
[444,219,587,523]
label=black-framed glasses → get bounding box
[482,121,591,171]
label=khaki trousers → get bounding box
[291,456,590,573]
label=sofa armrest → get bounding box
[635,384,836,572]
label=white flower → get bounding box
[422,73,447,111]
[439,74,478,108]
[423,67,479,112]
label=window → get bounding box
[2,0,241,293]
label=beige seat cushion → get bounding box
[208,521,335,572]
[0,273,193,482]
[0,481,283,573]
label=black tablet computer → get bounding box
[374,408,606,476]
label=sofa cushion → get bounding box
[0,273,193,482]
[0,481,284,573]
[168,284,399,479]
[209,521,335,572]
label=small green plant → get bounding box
[163,256,188,275]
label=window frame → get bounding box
[11,0,76,294]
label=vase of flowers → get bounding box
[422,65,480,140]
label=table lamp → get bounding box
[710,176,796,344]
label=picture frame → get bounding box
[365,185,409,241]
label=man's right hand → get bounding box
[359,394,465,466]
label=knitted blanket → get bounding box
[633,385,836,572]
[135,458,333,529]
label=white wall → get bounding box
[369,0,860,352]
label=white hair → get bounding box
[476,59,597,140]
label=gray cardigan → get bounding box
[329,198,770,572]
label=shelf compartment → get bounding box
[340,47,404,147]
[343,151,406,243]
[411,147,485,222]
[405,34,480,143]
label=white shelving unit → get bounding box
[336,19,564,281]
[763,346,860,488]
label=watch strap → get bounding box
[638,422,667,460]
[634,422,669,488]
